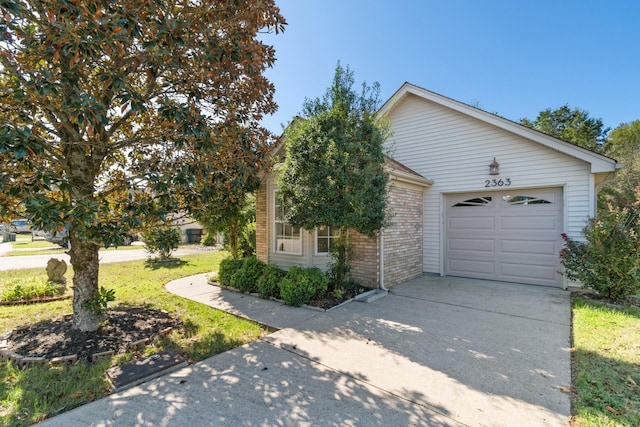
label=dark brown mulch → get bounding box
[7,306,182,362]
[307,284,365,310]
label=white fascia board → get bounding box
[387,167,434,188]
[379,83,619,174]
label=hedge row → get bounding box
[217,257,328,307]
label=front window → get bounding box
[316,225,340,255]
[274,192,302,254]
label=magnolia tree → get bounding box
[0,0,285,331]
[277,63,389,284]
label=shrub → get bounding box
[279,266,329,307]
[239,220,256,257]
[304,267,329,300]
[218,258,245,287]
[0,278,65,302]
[201,232,218,246]
[327,232,353,286]
[229,257,265,293]
[143,226,180,259]
[257,264,286,299]
[560,195,640,301]
[83,286,116,314]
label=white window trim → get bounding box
[273,190,302,255]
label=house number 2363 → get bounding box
[484,178,511,188]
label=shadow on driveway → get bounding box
[39,275,571,426]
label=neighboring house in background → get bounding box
[10,219,31,233]
[256,83,620,289]
[170,214,205,244]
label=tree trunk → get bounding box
[228,217,239,259]
[69,231,104,331]
[337,227,350,284]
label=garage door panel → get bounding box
[446,188,563,287]
[500,262,558,282]
[448,216,495,230]
[449,238,495,253]
[500,239,558,256]
[448,258,495,275]
[500,215,560,231]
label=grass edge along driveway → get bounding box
[571,295,640,427]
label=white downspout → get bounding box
[379,229,388,291]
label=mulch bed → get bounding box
[7,306,182,362]
[307,285,364,310]
[0,295,71,306]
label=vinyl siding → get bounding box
[386,94,593,275]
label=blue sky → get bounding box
[260,0,640,135]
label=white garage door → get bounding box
[445,188,563,287]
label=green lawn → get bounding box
[571,296,640,427]
[9,240,58,250]
[6,245,144,256]
[0,252,268,426]
[6,243,144,256]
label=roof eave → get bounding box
[388,167,434,188]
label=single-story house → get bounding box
[256,82,620,289]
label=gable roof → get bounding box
[378,82,619,174]
[385,157,433,187]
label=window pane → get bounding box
[274,192,301,254]
[317,238,328,253]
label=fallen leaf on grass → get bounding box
[606,406,620,415]
[627,376,637,387]
[70,392,83,399]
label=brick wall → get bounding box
[383,185,423,287]
[349,231,379,289]
[255,180,268,263]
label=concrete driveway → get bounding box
[38,276,571,426]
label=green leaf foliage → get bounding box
[520,104,609,152]
[560,189,640,301]
[143,226,180,260]
[602,120,640,207]
[0,0,285,329]
[277,63,389,237]
[218,258,245,288]
[279,266,328,307]
[229,256,265,293]
[257,264,286,299]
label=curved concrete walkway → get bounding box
[38,275,571,427]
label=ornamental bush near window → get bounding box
[229,257,265,293]
[279,266,329,307]
[257,264,286,299]
[560,191,640,301]
[218,258,245,287]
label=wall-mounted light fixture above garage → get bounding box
[489,157,500,175]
